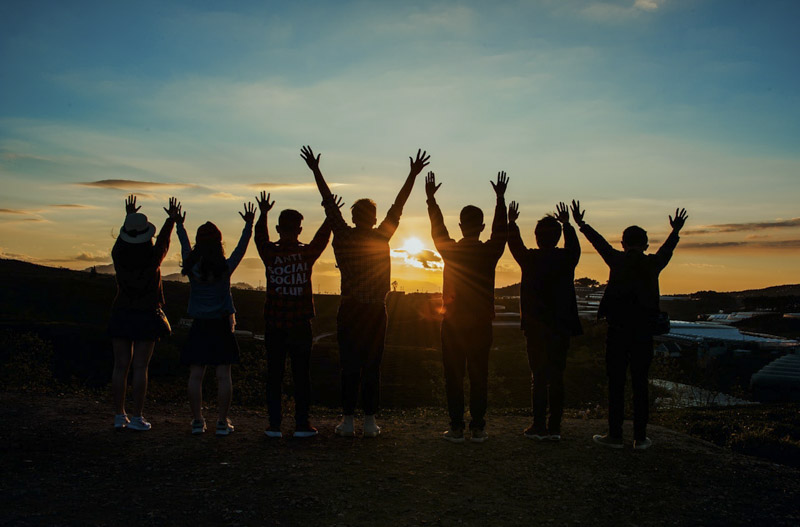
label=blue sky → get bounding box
[2,0,799,293]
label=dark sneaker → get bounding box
[523,425,549,440]
[470,429,489,443]
[593,434,623,449]
[264,426,282,439]
[293,424,319,438]
[216,418,234,436]
[443,428,465,443]
[114,414,129,430]
[127,415,151,431]
[191,419,207,435]
[633,437,653,450]
[334,417,355,437]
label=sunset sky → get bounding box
[1,0,798,295]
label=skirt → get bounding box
[108,307,171,341]
[181,316,240,366]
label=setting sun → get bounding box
[401,237,425,256]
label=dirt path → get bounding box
[2,393,798,526]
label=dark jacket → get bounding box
[428,196,507,322]
[508,221,582,336]
[111,217,174,311]
[580,223,679,328]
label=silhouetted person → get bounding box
[426,171,508,443]
[301,145,430,437]
[508,201,582,441]
[255,191,342,439]
[108,195,179,431]
[572,201,688,450]
[177,202,255,436]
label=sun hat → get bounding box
[119,213,156,244]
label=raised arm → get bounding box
[572,200,616,265]
[254,191,275,262]
[655,207,688,270]
[556,201,580,266]
[392,149,430,211]
[507,201,527,264]
[228,202,255,274]
[487,171,509,256]
[302,145,349,232]
[155,197,180,264]
[425,171,455,253]
[308,195,343,260]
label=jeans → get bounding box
[606,325,654,441]
[441,317,492,431]
[265,321,313,427]
[337,302,387,415]
[525,322,569,435]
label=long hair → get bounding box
[181,222,228,282]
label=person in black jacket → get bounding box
[508,201,582,441]
[572,200,687,450]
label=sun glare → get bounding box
[401,237,425,255]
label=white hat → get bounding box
[119,213,156,244]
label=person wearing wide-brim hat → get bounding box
[108,194,181,432]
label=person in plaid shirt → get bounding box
[301,145,430,438]
[254,191,342,439]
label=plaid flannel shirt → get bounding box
[323,198,401,305]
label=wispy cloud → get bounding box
[685,218,800,235]
[245,182,348,192]
[74,251,111,262]
[0,208,29,214]
[680,239,800,250]
[50,203,96,209]
[78,179,198,191]
[392,248,443,270]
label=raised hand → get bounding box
[425,171,441,199]
[508,201,520,223]
[125,194,141,214]
[163,197,185,224]
[256,191,275,214]
[409,149,431,177]
[490,171,509,197]
[240,202,256,223]
[669,208,688,231]
[331,194,345,209]
[571,200,585,226]
[300,145,321,172]
[555,202,569,224]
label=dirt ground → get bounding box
[1,393,799,527]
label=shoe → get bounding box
[264,426,282,438]
[592,434,623,449]
[216,418,234,436]
[127,416,151,431]
[523,425,549,440]
[114,414,129,430]
[363,415,381,438]
[191,419,207,435]
[548,434,562,442]
[293,424,319,438]
[633,437,653,450]
[470,429,489,443]
[443,428,465,443]
[335,416,355,437]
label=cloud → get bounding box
[77,179,198,191]
[680,239,800,250]
[50,204,95,209]
[245,183,348,192]
[209,192,244,200]
[684,218,800,235]
[74,251,111,262]
[634,0,662,11]
[392,248,443,270]
[0,208,29,214]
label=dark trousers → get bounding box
[606,325,654,441]
[265,321,313,427]
[337,302,387,415]
[525,322,569,435]
[441,317,492,431]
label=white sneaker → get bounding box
[633,437,653,450]
[363,415,381,438]
[216,418,234,436]
[114,414,129,430]
[470,429,489,443]
[191,419,207,435]
[127,415,151,431]
[265,426,283,438]
[335,416,355,437]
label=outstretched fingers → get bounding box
[508,201,520,221]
